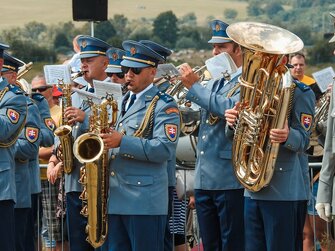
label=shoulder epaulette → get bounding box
[293,79,311,92]
[157,91,174,103]
[8,84,25,95]
[31,92,45,102]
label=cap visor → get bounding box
[208,38,232,44]
[121,59,150,68]
[105,66,122,73]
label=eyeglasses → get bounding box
[32,86,52,92]
[121,66,144,75]
[107,72,125,79]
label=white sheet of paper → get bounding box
[205,52,238,80]
[155,63,181,78]
[312,67,335,93]
[72,87,101,104]
[93,80,122,101]
[44,65,71,85]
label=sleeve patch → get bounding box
[6,108,20,124]
[25,127,39,143]
[165,107,179,115]
[301,113,313,131]
[165,124,178,142]
[44,118,56,131]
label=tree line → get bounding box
[0,2,334,66]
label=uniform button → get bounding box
[137,181,141,185]
[206,120,209,123]
[136,125,139,128]
[279,168,282,171]
[200,151,204,155]
[111,171,115,176]
[111,154,115,160]
[202,135,206,139]
[119,123,123,127]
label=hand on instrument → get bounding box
[64,107,86,124]
[178,63,200,89]
[225,102,240,128]
[315,203,333,222]
[99,129,123,149]
[269,120,289,143]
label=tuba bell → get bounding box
[227,22,304,192]
[73,94,118,248]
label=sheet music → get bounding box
[72,87,101,104]
[205,52,238,80]
[44,65,71,85]
[312,67,335,93]
[155,63,181,78]
[93,80,123,101]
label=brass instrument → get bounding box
[16,62,33,94]
[54,80,74,174]
[307,89,331,156]
[73,94,118,248]
[71,71,85,80]
[227,22,304,192]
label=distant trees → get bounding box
[224,9,238,20]
[153,11,179,47]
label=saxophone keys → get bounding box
[80,205,88,217]
[79,187,88,200]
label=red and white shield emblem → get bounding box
[7,108,20,124]
[165,124,178,142]
[25,127,39,143]
[301,113,312,131]
[44,118,56,131]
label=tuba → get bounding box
[73,94,118,248]
[54,80,74,174]
[227,22,304,192]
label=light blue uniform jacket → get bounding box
[186,73,243,190]
[108,85,180,215]
[64,90,91,193]
[0,79,27,202]
[14,96,41,208]
[245,82,315,201]
[29,93,54,194]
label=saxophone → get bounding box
[54,80,74,174]
[73,94,118,248]
[226,22,304,192]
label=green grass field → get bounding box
[1,0,248,29]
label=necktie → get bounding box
[127,94,136,111]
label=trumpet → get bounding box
[17,62,33,80]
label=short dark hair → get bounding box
[289,52,305,62]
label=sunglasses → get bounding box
[107,72,125,79]
[32,86,52,92]
[121,66,144,75]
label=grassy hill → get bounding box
[1,0,248,29]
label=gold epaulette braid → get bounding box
[133,95,160,138]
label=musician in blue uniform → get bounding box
[52,35,111,251]
[0,42,27,251]
[1,53,42,251]
[106,47,127,94]
[178,20,244,251]
[225,75,315,250]
[100,40,180,251]
[139,40,178,251]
